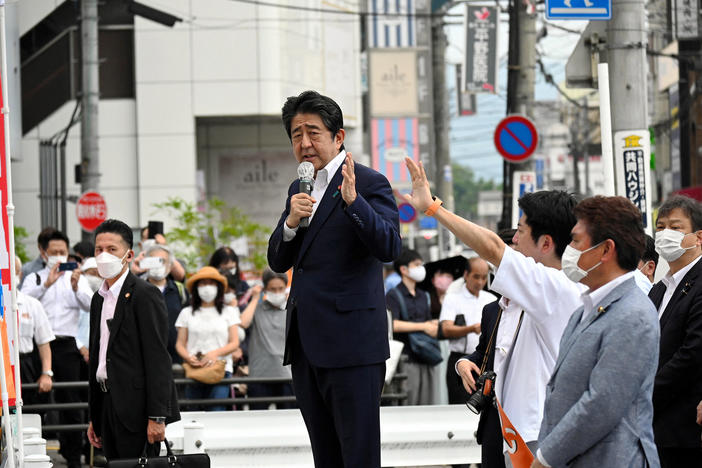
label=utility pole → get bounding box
[606,0,650,227]
[500,0,537,229]
[80,0,100,240]
[607,0,647,133]
[432,14,455,255]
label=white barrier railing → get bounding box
[166,405,481,467]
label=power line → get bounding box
[226,0,462,17]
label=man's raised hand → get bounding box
[403,158,434,213]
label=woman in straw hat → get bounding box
[175,266,242,411]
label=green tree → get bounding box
[152,197,271,273]
[14,226,31,264]
[452,163,501,219]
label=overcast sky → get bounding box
[446,4,586,182]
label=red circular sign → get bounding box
[76,191,107,232]
[494,115,539,163]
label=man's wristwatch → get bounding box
[42,370,54,378]
[149,416,166,424]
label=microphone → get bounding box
[297,161,315,228]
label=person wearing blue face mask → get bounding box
[239,268,295,410]
[648,195,702,467]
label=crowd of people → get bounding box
[13,88,702,468]
[16,225,293,466]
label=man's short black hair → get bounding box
[393,248,422,275]
[37,227,58,250]
[73,240,94,260]
[642,234,658,266]
[46,230,69,249]
[518,191,578,258]
[281,91,345,151]
[657,195,702,231]
[94,219,133,249]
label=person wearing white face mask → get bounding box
[647,195,702,468]
[385,249,441,405]
[143,245,188,364]
[209,246,251,307]
[530,196,661,468]
[239,268,295,410]
[176,266,242,411]
[86,220,181,462]
[20,229,93,468]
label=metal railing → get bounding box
[20,373,408,434]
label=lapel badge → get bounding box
[596,306,606,316]
[333,185,341,198]
[682,281,692,295]
[125,292,131,299]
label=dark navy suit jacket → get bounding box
[268,161,402,368]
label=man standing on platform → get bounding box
[268,91,401,468]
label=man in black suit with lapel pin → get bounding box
[648,195,702,467]
[86,219,180,460]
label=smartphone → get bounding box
[140,257,164,269]
[58,262,79,272]
[454,314,466,326]
[147,220,164,239]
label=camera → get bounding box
[465,370,497,415]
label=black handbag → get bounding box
[390,287,443,365]
[106,439,210,468]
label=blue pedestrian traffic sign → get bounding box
[398,203,417,224]
[546,0,611,20]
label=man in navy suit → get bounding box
[268,91,402,468]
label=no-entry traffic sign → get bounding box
[494,115,539,163]
[76,191,107,232]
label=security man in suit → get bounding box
[86,219,180,460]
[268,90,402,468]
[648,195,702,467]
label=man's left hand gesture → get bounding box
[340,152,357,206]
[403,157,434,213]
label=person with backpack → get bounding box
[143,244,188,364]
[386,248,441,405]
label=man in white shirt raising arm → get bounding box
[403,158,582,467]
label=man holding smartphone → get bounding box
[21,229,94,468]
[439,257,496,404]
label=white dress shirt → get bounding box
[633,268,653,295]
[17,290,55,353]
[492,296,521,388]
[96,269,129,381]
[20,267,93,338]
[283,150,347,241]
[657,254,701,318]
[440,287,496,354]
[489,247,585,447]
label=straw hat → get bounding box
[185,266,227,292]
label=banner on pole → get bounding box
[463,5,499,93]
[614,130,652,233]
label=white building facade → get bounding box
[13,0,364,252]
